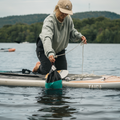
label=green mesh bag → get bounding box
[45,65,62,89]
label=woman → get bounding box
[33,0,87,74]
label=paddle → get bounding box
[0,69,32,74]
[0,48,10,50]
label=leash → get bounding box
[55,40,84,58]
[55,40,85,77]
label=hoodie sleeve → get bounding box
[39,17,55,58]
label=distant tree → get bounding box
[0,16,120,43]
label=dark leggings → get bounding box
[36,37,67,75]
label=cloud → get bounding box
[72,0,120,14]
[0,0,120,17]
[0,0,57,17]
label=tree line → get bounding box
[73,17,120,43]
[0,16,120,43]
[1,11,120,28]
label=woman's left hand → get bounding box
[81,36,87,44]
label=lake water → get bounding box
[0,43,120,120]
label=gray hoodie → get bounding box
[39,12,83,58]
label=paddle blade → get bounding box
[59,70,69,79]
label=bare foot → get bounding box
[32,61,41,72]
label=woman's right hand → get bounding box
[81,36,87,44]
[48,55,55,63]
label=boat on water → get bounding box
[0,48,16,52]
[22,41,29,44]
[0,72,120,89]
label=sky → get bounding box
[0,0,120,18]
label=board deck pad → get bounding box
[66,74,102,80]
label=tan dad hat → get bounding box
[57,0,73,15]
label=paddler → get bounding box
[32,0,87,74]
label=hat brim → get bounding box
[59,7,73,15]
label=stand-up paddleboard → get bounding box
[63,75,120,89]
[0,48,15,52]
[0,72,120,89]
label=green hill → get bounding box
[0,11,120,28]
[0,16,120,43]
[0,14,48,28]
[72,11,120,20]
